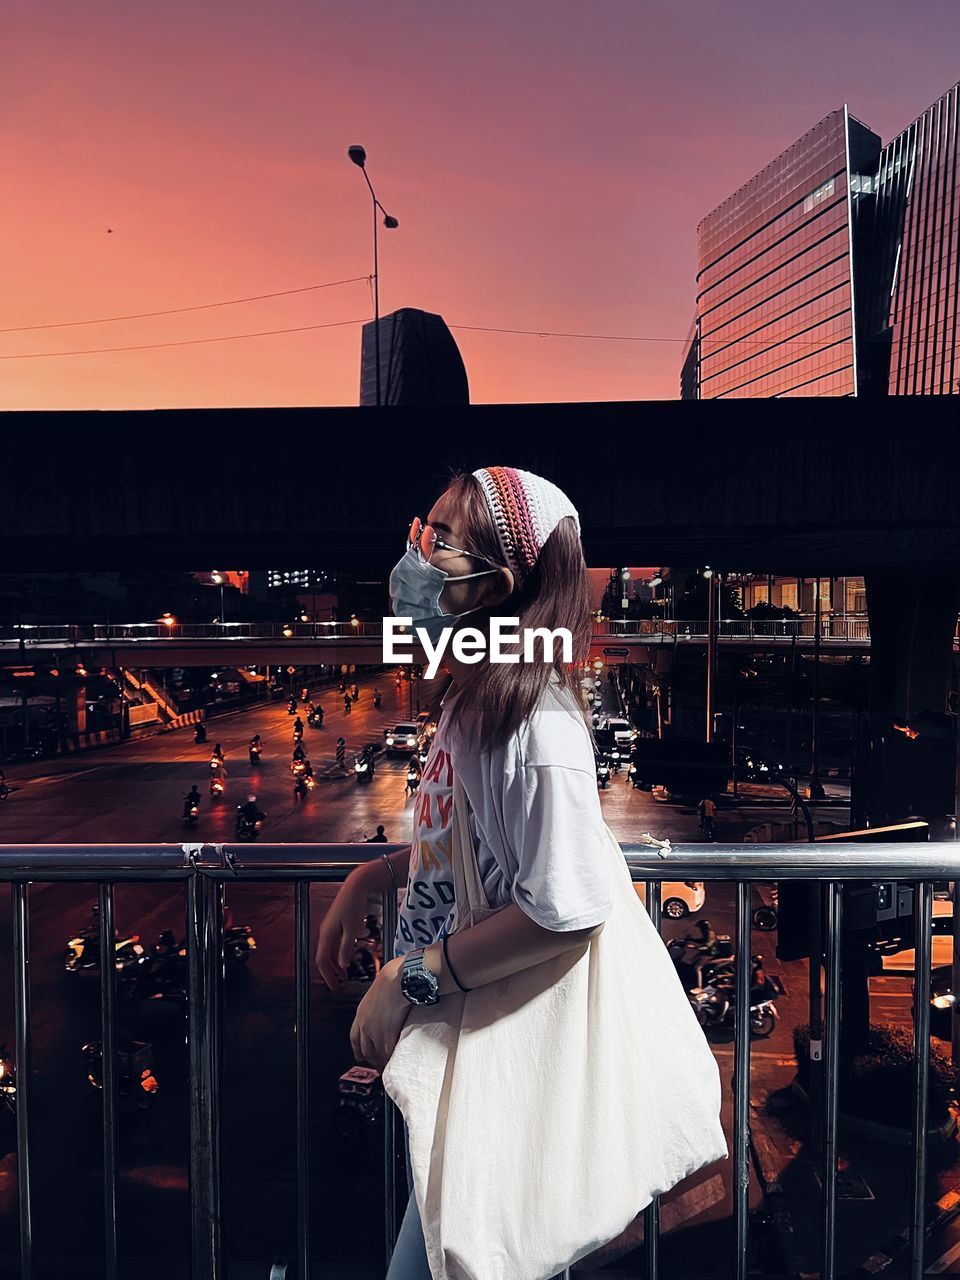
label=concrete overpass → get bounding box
[3,397,960,831]
[2,397,959,574]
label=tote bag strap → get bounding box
[450,775,490,919]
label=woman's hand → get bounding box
[315,873,372,993]
[350,956,411,1072]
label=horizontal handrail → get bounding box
[0,840,952,879]
[0,839,951,1280]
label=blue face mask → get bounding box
[388,545,498,645]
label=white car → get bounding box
[599,716,633,749]
[384,723,419,756]
[633,880,706,920]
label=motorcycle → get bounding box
[608,748,623,775]
[293,774,316,802]
[82,1039,159,1110]
[194,723,207,745]
[210,776,225,801]
[596,760,610,789]
[406,768,420,795]
[343,699,352,715]
[355,755,374,785]
[300,687,309,704]
[235,809,263,841]
[373,693,382,709]
[209,754,224,775]
[688,958,785,1038]
[627,761,645,790]
[64,916,147,980]
[182,799,200,827]
[249,743,262,766]
[288,698,298,715]
[667,934,735,992]
[291,757,306,777]
[308,708,324,728]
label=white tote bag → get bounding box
[382,777,728,1280]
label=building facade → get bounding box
[685,80,960,398]
[871,82,960,395]
[691,110,881,399]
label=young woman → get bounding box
[316,466,618,1279]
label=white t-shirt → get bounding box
[395,674,614,957]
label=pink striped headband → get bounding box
[472,467,581,576]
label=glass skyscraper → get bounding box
[693,110,880,399]
[870,83,960,395]
[685,80,960,398]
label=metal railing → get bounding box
[0,615,877,646]
[0,840,955,1280]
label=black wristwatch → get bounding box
[400,948,440,1006]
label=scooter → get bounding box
[373,693,382,709]
[688,959,785,1038]
[308,707,325,728]
[194,723,207,745]
[355,755,374,786]
[596,760,610,789]
[249,742,262,766]
[293,775,315,802]
[182,799,200,827]
[64,916,147,979]
[288,698,298,715]
[209,754,224,775]
[608,748,623,774]
[667,934,735,992]
[406,768,420,795]
[210,776,225,801]
[235,809,263,841]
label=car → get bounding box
[384,723,419,755]
[633,880,706,919]
[599,716,633,748]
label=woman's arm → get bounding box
[421,903,603,997]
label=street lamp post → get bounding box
[348,145,399,408]
[212,573,225,625]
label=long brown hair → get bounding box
[442,471,593,750]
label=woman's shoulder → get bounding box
[514,679,593,771]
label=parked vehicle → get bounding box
[636,881,707,921]
[64,914,148,980]
[82,1039,159,1110]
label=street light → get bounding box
[212,573,226,624]
[348,145,399,408]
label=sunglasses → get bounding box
[407,516,494,565]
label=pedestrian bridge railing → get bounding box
[0,840,954,1280]
[0,615,876,647]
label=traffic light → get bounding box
[775,821,926,962]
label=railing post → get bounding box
[910,880,933,1280]
[382,874,400,1267]
[295,880,311,1280]
[12,883,33,1280]
[99,883,120,1280]
[821,881,843,1280]
[733,880,751,1280]
[188,869,223,1280]
[644,877,662,1280]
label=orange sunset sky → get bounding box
[3,1,959,410]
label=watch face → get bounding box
[402,957,439,1004]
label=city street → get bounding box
[1,671,954,1275]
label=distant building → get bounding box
[360,308,469,406]
[685,80,960,398]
